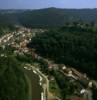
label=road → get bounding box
[82,89,93,100]
[25,64,49,100]
[23,68,42,100]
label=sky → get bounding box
[0,0,97,9]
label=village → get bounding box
[0,27,97,100]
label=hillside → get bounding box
[0,8,97,28]
[0,48,28,100]
[28,25,97,80]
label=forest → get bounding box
[0,14,15,36]
[28,23,97,80]
[0,8,97,28]
[0,48,28,100]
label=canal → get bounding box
[24,69,42,100]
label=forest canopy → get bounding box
[28,24,97,79]
[0,55,28,100]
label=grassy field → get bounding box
[24,74,32,100]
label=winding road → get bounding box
[24,64,49,100]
